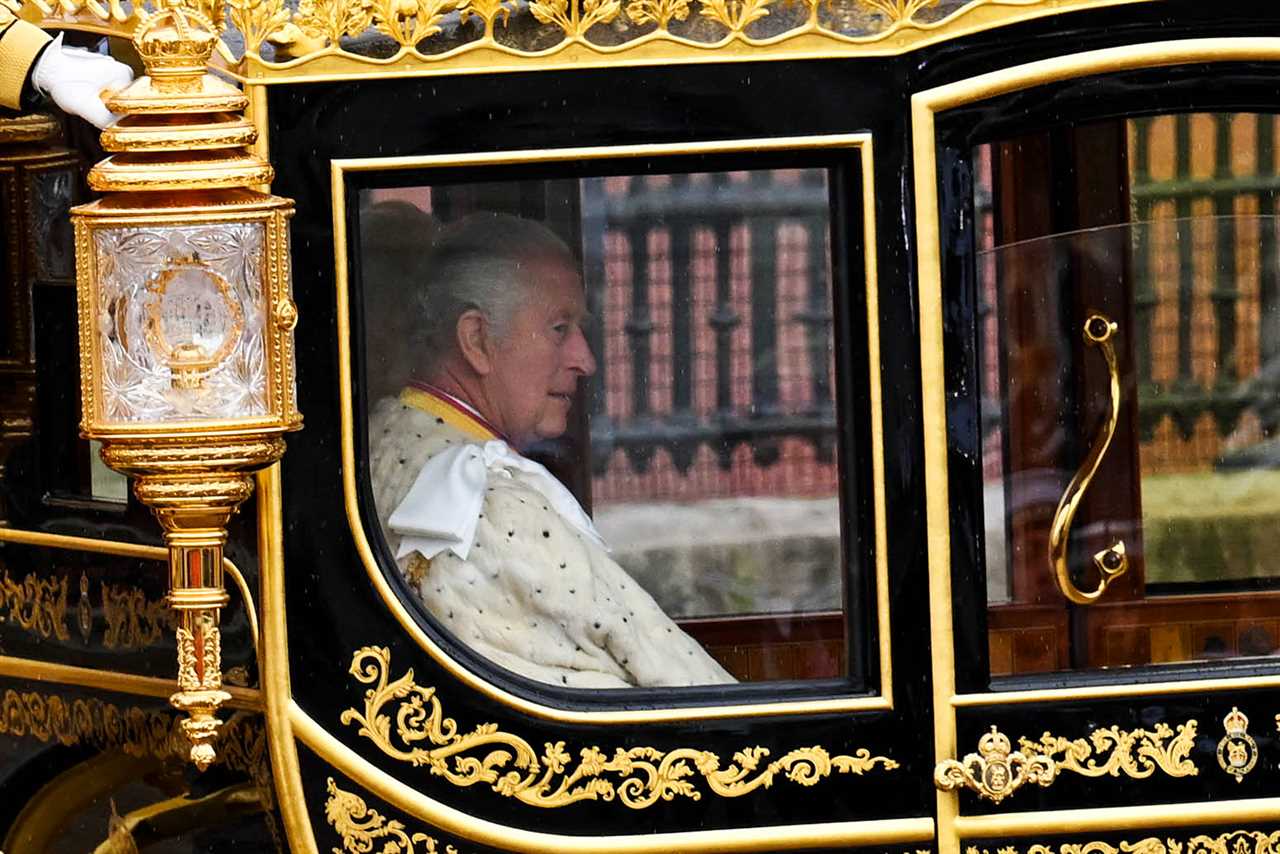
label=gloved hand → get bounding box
[30,35,134,129]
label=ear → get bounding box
[455,309,495,376]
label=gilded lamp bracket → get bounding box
[934,726,1057,804]
[71,3,299,770]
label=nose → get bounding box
[567,325,597,377]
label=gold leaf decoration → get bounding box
[969,831,1280,854]
[934,726,1055,803]
[1018,721,1199,779]
[457,0,513,35]
[182,0,227,33]
[26,0,131,23]
[624,0,689,28]
[697,0,773,33]
[0,688,269,789]
[227,0,293,57]
[370,0,460,47]
[326,778,460,854]
[857,0,937,25]
[101,582,171,650]
[295,0,375,46]
[340,646,897,810]
[0,568,69,641]
[529,0,620,37]
[19,0,1153,73]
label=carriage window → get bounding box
[976,112,1280,678]
[359,167,857,689]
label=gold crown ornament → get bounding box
[1216,707,1257,783]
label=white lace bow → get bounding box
[388,439,606,561]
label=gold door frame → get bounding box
[911,37,1280,854]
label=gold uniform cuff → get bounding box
[0,20,51,110]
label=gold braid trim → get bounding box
[341,646,898,810]
[0,19,49,110]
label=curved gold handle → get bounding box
[1047,312,1129,605]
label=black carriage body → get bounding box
[2,1,1280,852]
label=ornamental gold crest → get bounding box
[1216,707,1257,783]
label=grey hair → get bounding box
[410,212,576,378]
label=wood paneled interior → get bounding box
[679,611,844,681]
[990,594,1280,674]
[988,603,1069,675]
[1083,591,1280,667]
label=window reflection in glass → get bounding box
[360,168,851,689]
[975,113,1280,679]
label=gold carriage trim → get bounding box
[0,557,252,656]
[0,686,271,792]
[102,581,173,650]
[341,646,899,810]
[16,0,1156,80]
[966,831,1280,854]
[0,567,69,641]
[1018,720,1199,780]
[327,778,462,854]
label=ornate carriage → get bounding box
[2,0,1280,851]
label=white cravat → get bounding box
[388,439,607,561]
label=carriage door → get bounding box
[917,42,1280,854]
[264,54,939,849]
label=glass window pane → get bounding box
[360,166,856,690]
[974,113,1280,680]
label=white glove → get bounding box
[31,35,134,129]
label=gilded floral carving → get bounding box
[1018,721,1198,779]
[697,0,773,32]
[326,778,460,854]
[0,568,69,641]
[15,0,1121,72]
[624,0,689,27]
[528,0,620,37]
[341,646,897,810]
[101,581,171,649]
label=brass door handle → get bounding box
[1047,312,1129,605]
[934,726,1057,803]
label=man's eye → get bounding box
[552,323,570,338]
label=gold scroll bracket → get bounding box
[934,726,1056,804]
[1047,312,1129,605]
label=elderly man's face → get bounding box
[488,257,596,444]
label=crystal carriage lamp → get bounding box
[71,3,301,768]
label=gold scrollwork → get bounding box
[968,831,1280,854]
[934,726,1055,803]
[326,778,460,854]
[0,687,269,789]
[1018,720,1199,780]
[102,581,172,649]
[341,646,898,810]
[0,567,69,641]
